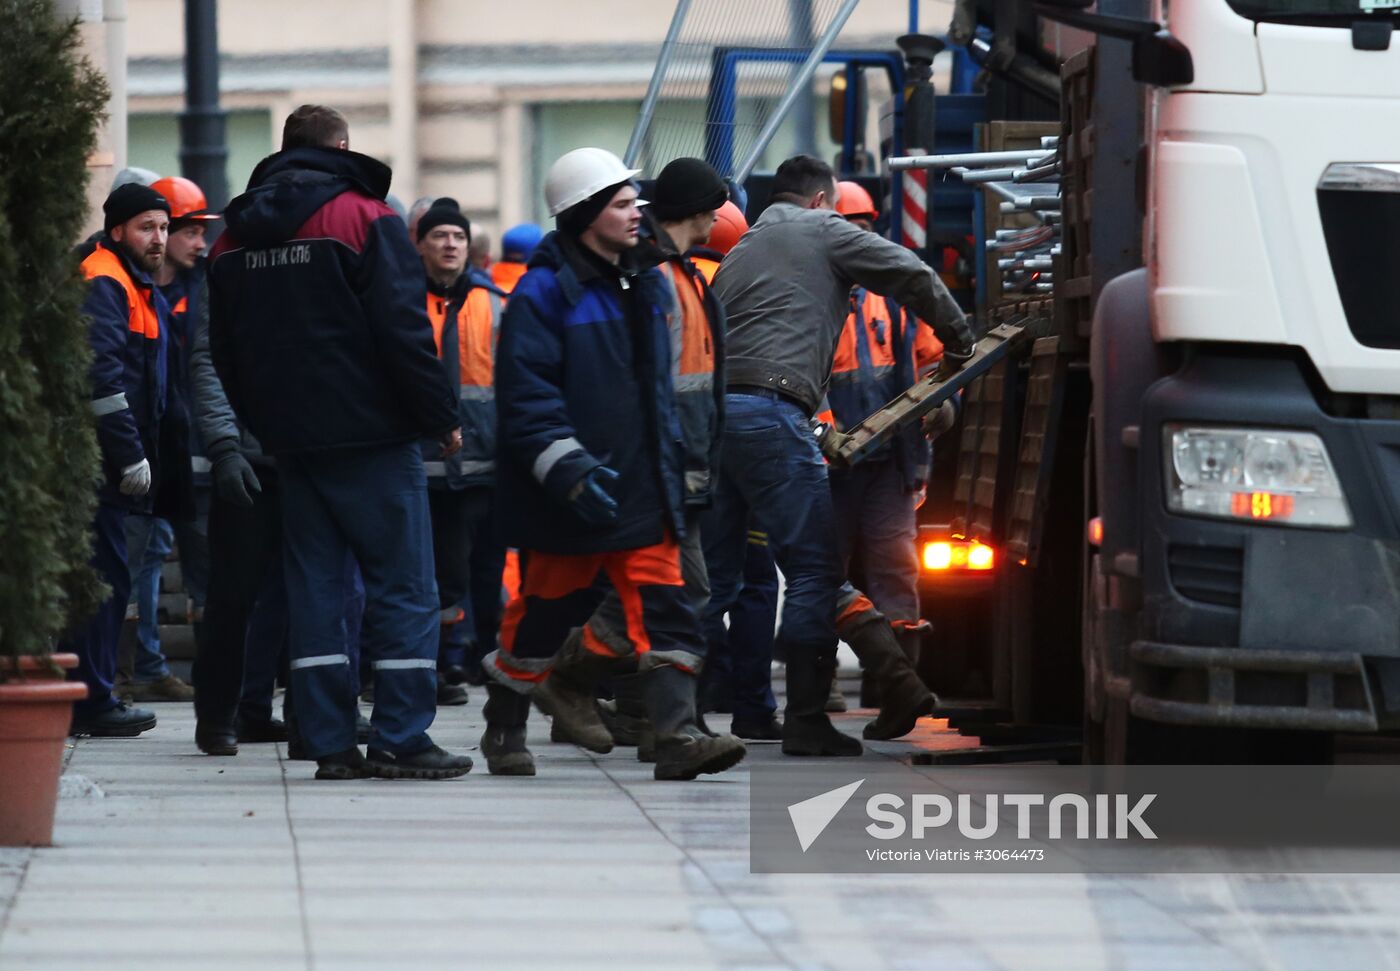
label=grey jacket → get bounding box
[188,274,271,467]
[712,201,974,414]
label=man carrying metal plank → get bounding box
[706,155,975,757]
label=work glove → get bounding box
[568,466,620,527]
[922,400,958,441]
[119,458,152,497]
[937,342,975,380]
[212,450,262,508]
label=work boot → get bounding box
[636,728,656,763]
[196,724,238,756]
[643,665,745,781]
[842,616,937,741]
[71,701,158,738]
[236,716,288,744]
[598,672,649,747]
[781,654,863,757]
[481,683,535,776]
[531,629,616,753]
[315,747,372,780]
[437,672,469,706]
[731,713,783,742]
[366,744,473,780]
[124,674,195,703]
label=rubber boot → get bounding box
[481,683,536,776]
[781,653,863,757]
[843,617,937,740]
[598,672,649,747]
[643,665,746,781]
[531,629,616,753]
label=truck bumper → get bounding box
[1128,348,1400,731]
[1129,640,1379,732]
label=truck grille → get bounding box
[1318,163,1400,349]
[1167,544,1243,608]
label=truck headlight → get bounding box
[1164,425,1351,528]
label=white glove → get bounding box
[119,458,152,497]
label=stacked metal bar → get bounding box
[890,135,1062,297]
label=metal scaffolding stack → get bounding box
[889,137,1062,300]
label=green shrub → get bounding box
[0,0,111,661]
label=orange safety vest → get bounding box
[691,256,721,285]
[426,286,497,389]
[80,245,161,340]
[490,260,527,294]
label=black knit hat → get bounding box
[103,183,171,233]
[416,197,471,243]
[650,157,727,221]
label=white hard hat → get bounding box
[544,147,642,217]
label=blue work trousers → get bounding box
[701,394,842,666]
[279,443,439,759]
[828,458,921,624]
[125,515,175,683]
[700,533,780,722]
[64,502,129,715]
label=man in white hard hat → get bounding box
[481,147,745,781]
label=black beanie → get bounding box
[557,180,637,237]
[103,183,171,233]
[649,157,727,222]
[416,197,471,243]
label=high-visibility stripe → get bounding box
[372,658,436,671]
[533,437,584,483]
[685,470,710,493]
[91,392,130,417]
[459,459,494,475]
[191,456,212,474]
[290,653,349,671]
[424,461,447,477]
[459,385,493,401]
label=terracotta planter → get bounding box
[0,653,87,847]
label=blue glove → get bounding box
[569,466,620,527]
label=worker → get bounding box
[705,155,975,757]
[207,104,472,781]
[482,147,745,781]
[532,156,730,759]
[413,196,506,708]
[688,200,746,283]
[65,183,175,737]
[826,181,952,705]
[491,222,544,293]
[115,176,222,707]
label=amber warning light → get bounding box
[922,540,995,572]
[1230,492,1295,521]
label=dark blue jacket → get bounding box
[207,147,457,454]
[496,232,686,554]
[158,263,210,488]
[80,238,170,512]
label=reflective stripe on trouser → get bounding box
[485,536,703,691]
[280,443,439,759]
[586,511,709,671]
[828,457,921,624]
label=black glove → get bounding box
[213,450,262,508]
[937,343,975,380]
[568,466,620,527]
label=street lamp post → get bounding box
[178,0,228,209]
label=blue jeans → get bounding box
[829,458,920,624]
[701,394,842,668]
[700,534,780,721]
[125,515,174,683]
[279,443,439,759]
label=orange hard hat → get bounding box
[836,180,877,221]
[708,200,748,255]
[151,176,218,221]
